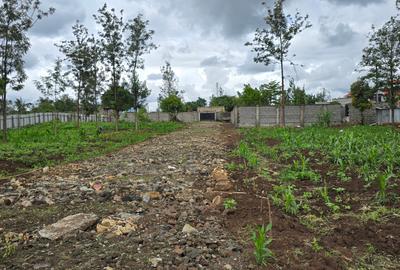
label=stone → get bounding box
[20,199,33,208]
[224,264,233,270]
[174,246,185,256]
[92,182,103,192]
[42,167,50,173]
[149,257,162,268]
[96,214,139,236]
[211,195,223,207]
[182,224,198,234]
[39,213,98,240]
[142,191,161,203]
[214,181,233,191]
[211,167,229,182]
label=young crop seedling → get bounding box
[280,155,320,183]
[376,167,394,203]
[251,223,273,266]
[223,198,237,210]
[319,185,340,213]
[272,185,299,215]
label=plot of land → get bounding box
[0,122,399,269]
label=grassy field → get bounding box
[226,125,400,269]
[0,121,183,176]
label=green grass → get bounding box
[0,120,183,175]
[239,126,400,183]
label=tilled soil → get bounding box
[0,122,246,270]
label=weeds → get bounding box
[272,185,299,215]
[251,223,273,266]
[223,198,237,210]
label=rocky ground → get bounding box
[0,122,247,270]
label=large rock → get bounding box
[211,167,229,182]
[39,213,99,240]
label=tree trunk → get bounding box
[280,57,285,127]
[361,110,365,125]
[135,107,139,131]
[2,89,7,143]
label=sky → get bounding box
[11,0,398,111]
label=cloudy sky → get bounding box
[12,0,398,110]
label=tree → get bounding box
[101,86,133,122]
[31,97,54,113]
[246,0,311,126]
[160,95,185,121]
[360,17,400,123]
[94,4,126,131]
[14,97,30,114]
[34,57,68,109]
[238,84,261,106]
[83,36,105,117]
[185,97,207,112]
[159,62,182,99]
[124,72,150,129]
[351,80,373,125]
[125,14,156,130]
[210,95,238,112]
[54,94,76,112]
[0,0,54,142]
[57,22,92,129]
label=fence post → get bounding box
[256,105,260,127]
[276,107,280,126]
[300,106,305,127]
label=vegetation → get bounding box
[251,223,273,266]
[0,121,183,176]
[0,0,55,142]
[246,0,311,126]
[223,198,237,210]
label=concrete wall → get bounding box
[122,111,199,123]
[233,105,343,127]
[0,112,111,130]
[377,109,400,124]
[348,105,376,124]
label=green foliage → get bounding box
[234,142,259,169]
[210,95,238,112]
[101,86,134,117]
[0,121,183,176]
[1,238,16,260]
[237,82,281,106]
[280,155,320,182]
[272,185,299,215]
[160,95,185,116]
[251,223,273,266]
[317,111,332,127]
[310,237,323,252]
[185,97,207,112]
[223,198,237,210]
[376,167,394,203]
[351,80,373,125]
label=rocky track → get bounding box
[0,122,246,270]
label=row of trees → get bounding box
[351,2,400,124]
[209,81,329,112]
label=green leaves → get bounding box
[251,223,273,266]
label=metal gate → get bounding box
[200,113,216,121]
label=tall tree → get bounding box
[82,36,104,117]
[246,0,311,126]
[57,22,92,128]
[14,97,30,114]
[351,79,374,125]
[126,72,150,130]
[125,14,156,130]
[34,57,68,108]
[101,86,133,122]
[360,17,400,123]
[0,0,54,142]
[159,61,182,100]
[94,4,126,131]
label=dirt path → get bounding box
[0,122,248,270]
